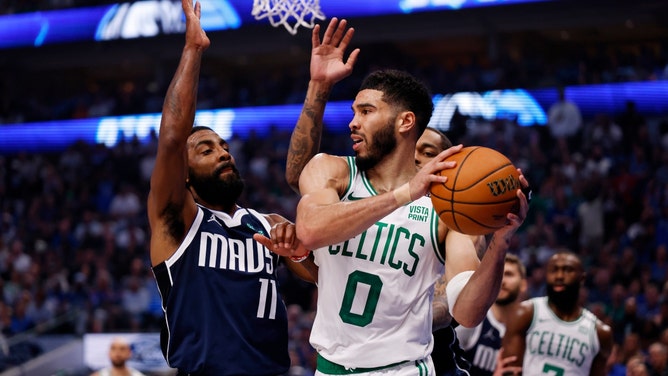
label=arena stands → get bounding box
[1,0,668,374]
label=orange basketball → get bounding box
[430,146,521,235]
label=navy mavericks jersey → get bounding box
[458,312,503,376]
[152,206,290,375]
[432,323,471,376]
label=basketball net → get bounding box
[252,0,326,35]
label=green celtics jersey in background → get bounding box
[523,297,600,376]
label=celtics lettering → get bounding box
[328,221,423,277]
[527,330,589,367]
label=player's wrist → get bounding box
[393,183,412,206]
[290,250,312,263]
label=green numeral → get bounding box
[543,363,564,376]
[339,271,382,326]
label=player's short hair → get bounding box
[191,125,214,135]
[505,253,526,279]
[360,69,434,136]
[425,127,452,150]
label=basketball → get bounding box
[430,146,521,235]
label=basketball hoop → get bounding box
[252,0,326,35]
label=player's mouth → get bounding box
[552,284,566,292]
[351,135,363,151]
[216,164,234,176]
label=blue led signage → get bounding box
[0,0,547,49]
[1,80,666,155]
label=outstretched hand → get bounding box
[253,222,310,259]
[182,0,210,51]
[310,18,360,84]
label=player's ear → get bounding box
[396,111,416,134]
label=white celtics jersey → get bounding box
[523,297,600,376]
[310,156,444,369]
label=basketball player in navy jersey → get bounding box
[147,1,310,374]
[454,254,526,376]
[282,17,530,376]
[502,251,613,376]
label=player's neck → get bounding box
[365,149,418,193]
[492,301,520,324]
[110,365,133,376]
[548,300,582,321]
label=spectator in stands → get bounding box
[547,86,583,152]
[90,336,146,376]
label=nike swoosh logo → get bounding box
[347,193,366,201]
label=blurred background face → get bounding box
[415,129,444,169]
[545,254,583,308]
[496,261,526,306]
[109,339,132,367]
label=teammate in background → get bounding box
[90,337,146,376]
[287,16,530,374]
[502,251,613,376]
[454,254,527,376]
[147,1,309,374]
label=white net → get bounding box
[252,0,326,35]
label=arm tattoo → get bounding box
[432,276,452,330]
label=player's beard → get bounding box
[111,358,125,368]
[546,282,580,311]
[355,121,397,172]
[188,165,245,209]
[495,287,521,306]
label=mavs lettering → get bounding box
[472,345,498,372]
[198,232,274,274]
[327,221,423,277]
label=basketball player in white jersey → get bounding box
[286,18,531,376]
[502,251,613,376]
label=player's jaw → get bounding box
[353,122,397,171]
[546,281,580,309]
[495,285,520,306]
[188,165,245,208]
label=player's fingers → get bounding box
[312,24,321,48]
[330,19,348,45]
[194,0,201,18]
[272,222,290,248]
[322,17,338,44]
[345,48,360,70]
[283,224,297,249]
[253,233,272,249]
[500,355,517,365]
[339,26,355,49]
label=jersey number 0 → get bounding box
[339,271,383,327]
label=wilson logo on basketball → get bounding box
[486,174,520,197]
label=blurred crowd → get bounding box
[2,27,668,125]
[2,3,668,375]
[1,89,668,373]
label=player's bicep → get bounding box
[148,138,189,219]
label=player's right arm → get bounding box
[296,149,455,250]
[590,320,613,376]
[147,0,209,267]
[285,18,359,193]
[501,299,534,370]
